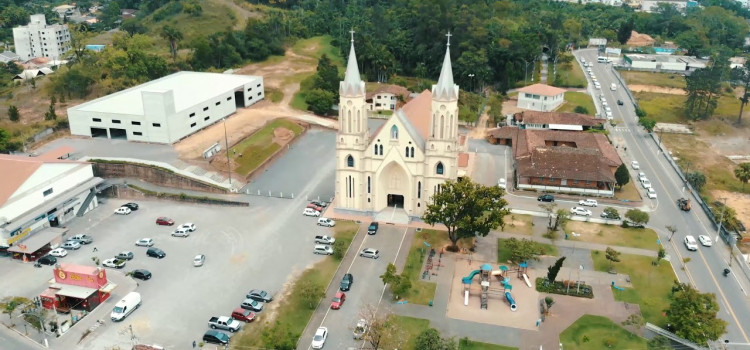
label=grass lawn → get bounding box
[557,92,596,116]
[387,316,517,350]
[497,238,558,264]
[402,229,453,305]
[620,71,686,89]
[265,87,284,103]
[229,118,305,175]
[613,179,642,202]
[552,60,587,88]
[232,222,359,348]
[634,92,685,123]
[591,251,675,325]
[502,214,534,236]
[459,339,518,350]
[141,0,237,50]
[291,35,343,66]
[564,221,660,251]
[560,314,647,350]
[291,74,316,111]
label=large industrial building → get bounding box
[68,71,265,144]
[13,14,71,61]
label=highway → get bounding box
[574,48,750,347]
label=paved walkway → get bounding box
[540,54,548,84]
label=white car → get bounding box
[317,218,336,227]
[570,207,592,216]
[602,101,609,107]
[61,240,81,250]
[178,223,196,232]
[49,248,67,257]
[631,161,640,170]
[641,179,652,189]
[311,327,328,349]
[114,207,132,215]
[102,258,126,269]
[698,235,713,247]
[684,235,698,251]
[578,199,598,207]
[594,84,601,90]
[360,248,380,259]
[194,254,206,267]
[303,208,321,217]
[135,238,154,247]
[647,188,657,199]
[638,172,647,181]
[498,178,506,189]
[171,228,190,237]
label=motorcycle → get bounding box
[723,268,731,277]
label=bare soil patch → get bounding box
[711,190,750,228]
[628,84,686,95]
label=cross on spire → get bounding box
[446,31,452,46]
[350,29,355,43]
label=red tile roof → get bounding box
[0,149,83,206]
[517,84,566,96]
[514,111,603,127]
[400,90,432,140]
[458,152,469,167]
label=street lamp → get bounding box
[524,60,534,84]
[468,74,475,93]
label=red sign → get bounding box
[53,265,108,288]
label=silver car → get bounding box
[172,228,190,237]
[360,248,379,259]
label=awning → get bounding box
[548,124,583,131]
[100,282,117,294]
[7,228,67,253]
[55,284,97,299]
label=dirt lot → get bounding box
[628,84,686,95]
[712,190,750,231]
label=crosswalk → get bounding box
[611,126,631,133]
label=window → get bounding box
[257,83,261,87]
[92,118,101,122]
[203,107,208,111]
[131,121,141,125]
[226,97,232,101]
[204,116,210,121]
[152,123,161,127]
[249,96,253,100]
[247,88,252,92]
[417,181,421,199]
[374,145,378,155]
[257,92,262,96]
[215,101,221,106]
[191,122,197,127]
[189,112,195,117]
[112,119,121,124]
[390,125,399,139]
[405,146,409,157]
[410,147,415,158]
[367,176,371,194]
[436,162,444,175]
[133,131,142,136]
[346,155,354,167]
[43,188,53,197]
[379,145,383,155]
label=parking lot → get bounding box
[467,139,510,188]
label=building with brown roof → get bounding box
[517,84,566,112]
[487,127,622,196]
[366,84,411,112]
[511,111,604,131]
[0,147,103,255]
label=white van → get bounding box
[111,292,141,321]
[610,83,617,91]
[597,56,607,63]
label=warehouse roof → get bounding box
[70,71,261,116]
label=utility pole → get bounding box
[468,74,475,93]
[716,197,727,243]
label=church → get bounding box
[334,33,468,222]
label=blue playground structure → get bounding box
[461,263,518,311]
[611,281,625,291]
[505,291,517,311]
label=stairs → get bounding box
[480,290,488,310]
[374,207,410,225]
[76,188,97,217]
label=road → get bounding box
[574,48,750,346]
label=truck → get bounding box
[677,198,691,211]
[208,316,242,333]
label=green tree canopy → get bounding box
[415,328,457,350]
[686,171,706,192]
[615,163,630,188]
[665,282,728,345]
[305,88,335,116]
[546,256,566,282]
[313,54,340,95]
[625,209,650,226]
[504,238,546,264]
[734,163,750,190]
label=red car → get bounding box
[231,307,256,322]
[306,203,323,212]
[156,217,175,226]
[330,292,346,310]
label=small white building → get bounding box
[517,84,566,112]
[12,14,71,61]
[67,71,264,144]
[0,147,102,250]
[0,51,20,63]
[641,0,688,12]
[365,84,411,112]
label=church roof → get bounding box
[400,90,433,140]
[431,44,458,101]
[394,107,426,149]
[340,40,365,97]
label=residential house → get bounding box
[510,111,604,131]
[0,51,20,63]
[365,84,411,112]
[516,84,566,112]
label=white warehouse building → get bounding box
[68,71,265,144]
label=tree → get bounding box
[332,240,346,260]
[544,296,555,313]
[297,280,324,309]
[730,60,750,124]
[423,179,509,251]
[615,163,630,188]
[160,25,183,61]
[684,67,721,120]
[625,209,649,226]
[380,263,398,285]
[686,171,706,192]
[504,238,545,264]
[99,1,121,28]
[602,207,620,220]
[415,328,457,350]
[380,263,411,298]
[635,107,647,118]
[44,100,57,121]
[638,117,656,133]
[0,296,31,324]
[605,247,621,270]
[261,321,297,350]
[486,94,504,124]
[665,282,728,345]
[313,54,340,95]
[0,129,20,154]
[546,256,566,282]
[617,18,634,44]
[305,88,335,116]
[7,105,19,122]
[573,106,589,114]
[539,203,557,229]
[665,225,678,241]
[553,208,570,231]
[647,335,673,349]
[734,163,750,190]
[359,304,405,350]
[120,19,147,37]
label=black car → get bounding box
[617,99,624,106]
[367,222,379,235]
[340,273,354,291]
[37,255,57,265]
[122,202,139,211]
[600,211,620,220]
[246,289,274,303]
[131,269,152,280]
[537,194,555,202]
[310,200,329,208]
[146,248,166,259]
[203,330,230,345]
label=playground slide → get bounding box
[461,270,481,284]
[522,273,532,288]
[505,291,518,312]
[464,291,469,306]
[613,285,625,291]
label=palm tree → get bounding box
[160,25,183,61]
[735,163,750,190]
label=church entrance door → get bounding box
[387,194,404,208]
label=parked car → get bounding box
[114,207,131,215]
[638,172,647,182]
[208,316,242,333]
[313,245,334,255]
[171,228,190,237]
[353,319,367,340]
[130,269,152,280]
[240,299,264,312]
[578,199,598,207]
[310,200,329,208]
[246,289,274,303]
[570,207,592,216]
[231,308,256,323]
[203,330,231,345]
[641,179,652,189]
[360,248,380,259]
[647,188,657,199]
[116,251,134,260]
[311,327,328,349]
[146,247,166,259]
[194,254,205,267]
[600,210,620,220]
[317,217,336,227]
[367,222,379,235]
[314,235,336,245]
[537,194,555,202]
[49,248,67,257]
[102,258,126,269]
[303,208,321,217]
[135,238,154,247]
[698,235,713,247]
[631,161,640,170]
[155,217,174,226]
[69,234,93,244]
[62,240,81,250]
[37,255,57,265]
[306,203,324,212]
[684,235,698,251]
[178,223,196,232]
[330,291,346,309]
[122,202,139,211]
[497,178,507,188]
[340,273,354,291]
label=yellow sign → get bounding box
[58,270,66,280]
[7,227,31,245]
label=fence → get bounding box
[243,189,333,203]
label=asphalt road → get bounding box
[574,48,750,346]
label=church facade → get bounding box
[334,34,464,219]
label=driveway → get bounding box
[467,139,510,188]
[34,138,178,163]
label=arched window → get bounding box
[390,125,399,139]
[417,181,422,199]
[374,145,378,155]
[379,145,383,155]
[410,147,415,158]
[405,146,409,157]
[436,162,444,175]
[347,155,354,167]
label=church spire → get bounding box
[432,32,458,101]
[340,29,365,97]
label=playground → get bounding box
[446,259,540,330]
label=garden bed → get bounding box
[535,277,594,299]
